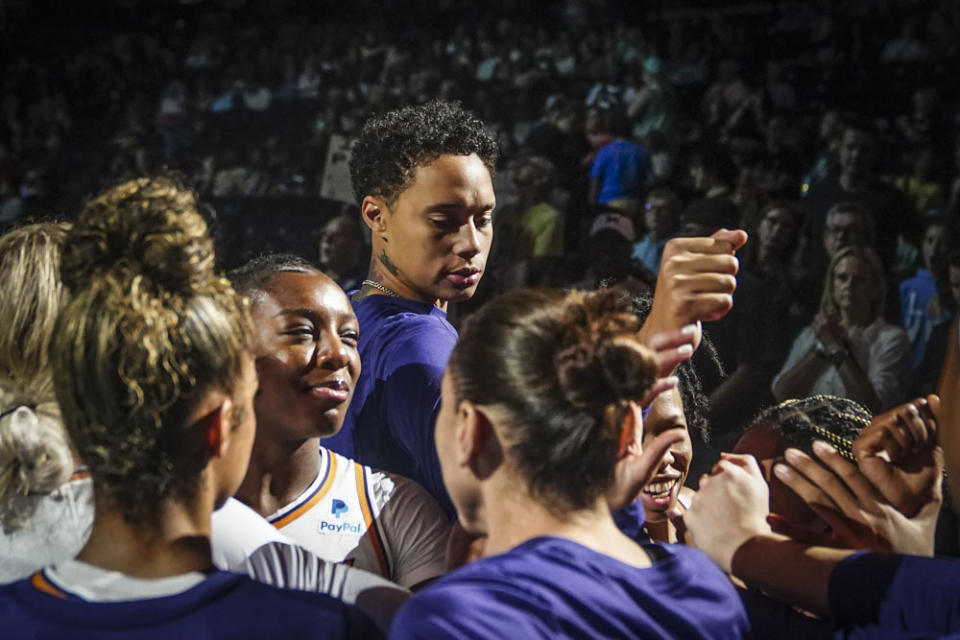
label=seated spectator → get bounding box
[801,120,914,277]
[0,223,93,583]
[895,148,944,216]
[900,216,952,369]
[631,186,681,276]
[572,212,654,296]
[916,249,960,394]
[0,178,379,637]
[588,107,650,216]
[682,145,739,236]
[773,246,911,413]
[227,255,450,589]
[318,211,367,292]
[390,287,751,639]
[508,155,565,261]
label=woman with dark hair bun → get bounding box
[390,287,750,639]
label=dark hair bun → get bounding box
[61,177,215,296]
[554,291,657,413]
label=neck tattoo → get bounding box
[362,279,400,298]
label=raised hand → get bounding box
[853,395,943,518]
[774,440,937,556]
[684,453,772,573]
[638,229,747,352]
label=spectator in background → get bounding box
[318,211,367,292]
[632,185,681,276]
[682,144,739,236]
[900,217,952,369]
[916,249,960,394]
[895,148,944,217]
[802,120,915,276]
[588,107,650,216]
[510,156,565,261]
[773,246,910,413]
[573,211,653,296]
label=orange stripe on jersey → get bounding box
[69,469,91,481]
[354,463,389,577]
[271,453,338,529]
[31,572,67,599]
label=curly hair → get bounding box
[448,287,658,516]
[349,100,499,205]
[51,177,252,524]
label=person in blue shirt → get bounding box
[390,287,751,639]
[324,100,498,516]
[900,216,952,369]
[632,185,682,275]
[0,177,378,639]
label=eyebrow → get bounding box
[425,201,495,214]
[276,307,356,324]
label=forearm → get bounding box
[730,534,854,617]
[835,357,883,413]
[773,351,830,401]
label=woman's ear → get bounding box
[618,401,643,458]
[192,396,233,458]
[458,401,501,477]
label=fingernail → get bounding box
[773,463,792,480]
[784,448,803,463]
[663,375,679,387]
[677,344,693,355]
[812,440,835,456]
[681,324,697,335]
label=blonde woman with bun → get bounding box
[0,223,94,583]
[390,287,750,640]
[0,178,379,638]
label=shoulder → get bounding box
[356,298,457,366]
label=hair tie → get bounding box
[0,404,36,421]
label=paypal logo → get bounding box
[319,520,364,534]
[331,499,349,519]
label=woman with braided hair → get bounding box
[390,287,750,639]
[0,178,379,638]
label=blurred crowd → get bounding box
[3,0,960,444]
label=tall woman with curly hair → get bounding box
[0,178,378,638]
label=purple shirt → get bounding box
[829,552,960,637]
[324,294,457,516]
[0,570,380,639]
[389,536,751,639]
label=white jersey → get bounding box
[266,448,450,588]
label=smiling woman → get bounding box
[227,254,450,590]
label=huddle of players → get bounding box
[0,100,954,639]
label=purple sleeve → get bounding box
[828,552,960,635]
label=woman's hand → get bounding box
[853,395,943,517]
[684,453,773,573]
[812,312,846,352]
[774,440,938,556]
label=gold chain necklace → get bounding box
[361,279,400,298]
